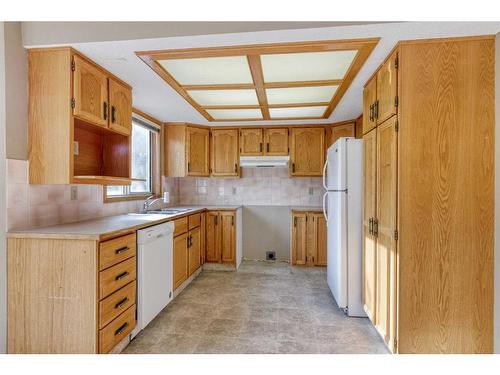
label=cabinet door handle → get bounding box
[234,163,238,173]
[267,143,270,153]
[292,163,296,173]
[260,143,263,153]
[231,216,234,226]
[187,235,190,248]
[115,271,129,281]
[114,322,129,336]
[294,217,297,227]
[368,218,373,235]
[373,219,379,237]
[103,102,108,120]
[188,162,191,172]
[369,103,374,122]
[215,215,218,225]
[111,105,116,123]
[115,246,129,255]
[374,100,379,119]
[114,297,129,309]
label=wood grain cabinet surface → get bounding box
[291,210,326,266]
[211,129,239,177]
[240,128,263,155]
[362,36,494,354]
[264,128,289,155]
[205,210,237,265]
[289,127,325,176]
[108,78,132,136]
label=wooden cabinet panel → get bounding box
[173,216,188,237]
[99,257,136,299]
[73,55,108,128]
[291,212,307,265]
[200,212,206,264]
[240,128,263,156]
[99,281,136,329]
[206,211,221,263]
[375,116,398,352]
[220,212,236,264]
[108,78,132,136]
[188,213,201,230]
[99,305,136,354]
[329,123,355,147]
[264,128,289,155]
[376,51,398,125]
[99,233,136,271]
[306,212,327,266]
[290,128,325,176]
[211,129,239,177]
[188,226,201,276]
[363,78,377,135]
[363,128,377,323]
[187,127,210,176]
[173,233,188,290]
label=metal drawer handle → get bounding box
[115,271,129,281]
[114,297,129,309]
[115,246,129,254]
[114,322,129,336]
[111,105,116,123]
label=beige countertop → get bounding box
[7,206,242,241]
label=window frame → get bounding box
[103,111,161,203]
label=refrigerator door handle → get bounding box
[322,192,329,224]
[322,160,328,190]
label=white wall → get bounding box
[495,32,500,354]
[0,21,8,354]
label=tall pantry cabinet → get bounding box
[362,36,494,354]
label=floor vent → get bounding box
[266,251,276,261]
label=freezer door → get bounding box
[326,138,348,191]
[326,190,348,309]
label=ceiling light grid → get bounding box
[137,39,378,121]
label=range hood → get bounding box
[239,155,290,168]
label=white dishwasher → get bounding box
[131,221,174,338]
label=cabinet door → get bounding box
[363,78,377,135]
[375,116,398,352]
[211,129,239,177]
[240,128,263,156]
[187,127,210,176]
[73,55,108,127]
[188,226,201,276]
[291,212,307,265]
[108,78,132,135]
[173,233,189,290]
[264,128,289,155]
[290,128,325,176]
[205,211,221,263]
[200,212,206,265]
[306,212,327,266]
[376,51,398,125]
[363,128,377,323]
[220,211,236,264]
[329,123,355,148]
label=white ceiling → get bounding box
[23,22,500,126]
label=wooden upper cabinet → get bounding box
[376,51,398,125]
[187,127,210,176]
[291,212,307,265]
[240,128,263,155]
[328,123,355,148]
[220,211,236,264]
[264,128,289,155]
[290,127,325,176]
[108,78,132,136]
[211,129,239,177]
[363,78,377,134]
[73,55,108,128]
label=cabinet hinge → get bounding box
[71,58,75,72]
[394,96,399,108]
[394,55,399,70]
[394,229,399,241]
[71,98,76,109]
[395,120,399,132]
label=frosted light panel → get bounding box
[159,56,253,85]
[261,51,358,82]
[207,108,263,120]
[266,86,338,104]
[270,106,327,118]
[187,89,258,106]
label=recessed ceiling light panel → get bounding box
[207,108,263,120]
[266,86,338,105]
[269,106,327,118]
[261,50,358,82]
[159,56,253,85]
[187,89,259,106]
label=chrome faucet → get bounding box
[142,192,169,213]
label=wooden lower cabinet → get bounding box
[362,37,494,354]
[205,210,237,265]
[291,210,326,266]
[188,226,201,275]
[173,232,189,290]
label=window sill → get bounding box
[103,193,152,204]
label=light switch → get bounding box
[70,186,78,200]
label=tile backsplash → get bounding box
[178,167,325,207]
[6,159,179,230]
[6,160,323,231]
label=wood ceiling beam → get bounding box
[247,55,270,120]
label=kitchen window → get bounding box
[104,114,161,202]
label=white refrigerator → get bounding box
[322,137,366,317]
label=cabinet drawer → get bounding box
[99,304,136,354]
[99,280,136,329]
[188,213,201,229]
[99,257,136,299]
[173,217,188,236]
[99,233,136,270]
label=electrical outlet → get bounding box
[70,186,78,200]
[309,187,314,195]
[73,141,79,156]
[232,187,237,195]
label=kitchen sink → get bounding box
[145,208,193,215]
